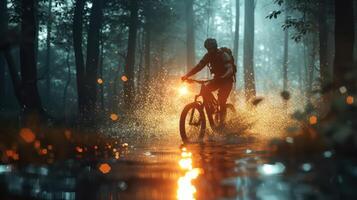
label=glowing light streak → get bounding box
[177,149,201,200]
[179,158,193,170]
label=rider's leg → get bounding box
[202,80,220,111]
[217,80,233,126]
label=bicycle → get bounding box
[179,79,236,143]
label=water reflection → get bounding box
[177,147,201,200]
[1,142,356,199]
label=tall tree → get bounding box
[318,0,330,91]
[306,34,318,100]
[243,0,256,101]
[233,0,240,66]
[185,0,195,71]
[73,0,85,119]
[73,0,104,123]
[44,0,53,104]
[85,0,104,119]
[0,0,8,104]
[333,0,355,92]
[144,3,152,88]
[282,5,289,92]
[19,0,44,116]
[123,0,138,108]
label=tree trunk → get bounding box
[144,22,151,90]
[306,34,317,100]
[19,0,43,114]
[44,0,52,105]
[283,10,289,92]
[353,0,357,65]
[124,0,138,108]
[233,0,240,65]
[73,0,85,118]
[228,0,234,40]
[185,0,195,71]
[85,0,104,121]
[137,29,144,94]
[99,30,104,110]
[62,49,71,121]
[243,0,256,101]
[3,50,21,102]
[319,0,330,91]
[333,0,355,92]
[298,49,303,95]
[0,0,7,105]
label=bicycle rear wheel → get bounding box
[179,102,206,143]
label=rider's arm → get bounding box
[220,53,234,79]
[185,53,209,78]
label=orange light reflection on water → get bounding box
[177,147,202,200]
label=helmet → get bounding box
[204,38,217,50]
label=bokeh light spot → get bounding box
[76,146,83,153]
[309,115,318,125]
[99,163,111,174]
[41,149,48,155]
[121,75,128,82]
[97,78,104,84]
[19,128,36,143]
[339,86,347,94]
[110,113,119,121]
[34,140,41,149]
[64,130,71,140]
[346,96,354,105]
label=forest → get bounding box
[0,0,357,199]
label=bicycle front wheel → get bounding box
[179,102,206,143]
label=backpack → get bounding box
[219,47,237,81]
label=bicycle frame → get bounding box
[186,79,220,128]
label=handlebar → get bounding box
[184,78,212,84]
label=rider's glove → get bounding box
[181,75,188,81]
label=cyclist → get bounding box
[181,38,235,127]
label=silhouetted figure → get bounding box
[182,38,236,125]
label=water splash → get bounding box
[107,76,300,143]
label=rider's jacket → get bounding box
[186,49,233,79]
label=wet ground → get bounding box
[1,138,357,200]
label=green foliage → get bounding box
[266,10,281,19]
[268,0,324,42]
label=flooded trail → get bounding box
[0,137,356,200]
[0,139,267,200]
[101,141,269,200]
